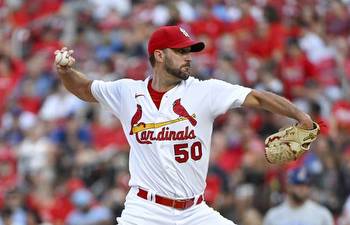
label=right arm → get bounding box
[56,66,96,102]
[54,47,97,102]
[242,89,313,129]
[55,48,124,119]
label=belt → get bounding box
[137,188,203,210]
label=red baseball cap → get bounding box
[148,26,205,55]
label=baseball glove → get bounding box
[265,122,320,164]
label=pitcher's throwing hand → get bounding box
[54,47,75,68]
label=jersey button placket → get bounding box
[158,94,169,112]
[154,115,164,148]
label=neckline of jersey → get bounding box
[148,79,166,109]
[144,76,182,112]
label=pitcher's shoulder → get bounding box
[108,78,146,89]
[184,76,215,87]
[118,78,145,85]
[185,77,242,88]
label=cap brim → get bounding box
[171,40,205,52]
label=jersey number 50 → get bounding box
[174,142,202,163]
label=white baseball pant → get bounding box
[116,187,236,225]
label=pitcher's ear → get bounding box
[154,49,165,63]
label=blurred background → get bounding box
[1,0,350,224]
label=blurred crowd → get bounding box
[1,0,350,224]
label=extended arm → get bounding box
[55,48,97,102]
[242,89,313,129]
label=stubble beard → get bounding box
[289,192,308,205]
[164,56,191,81]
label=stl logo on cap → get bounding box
[179,27,190,38]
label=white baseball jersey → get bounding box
[263,200,334,225]
[91,76,251,198]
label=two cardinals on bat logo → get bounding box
[130,98,197,135]
[129,98,197,144]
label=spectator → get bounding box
[263,167,334,225]
[0,137,17,196]
[66,188,112,225]
[241,208,263,225]
[339,194,350,225]
[16,121,56,181]
[39,84,87,122]
[0,189,35,225]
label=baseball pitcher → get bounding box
[54,26,317,225]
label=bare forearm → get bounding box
[244,90,312,128]
[57,67,96,102]
[259,91,306,120]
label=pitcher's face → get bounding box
[163,47,192,80]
